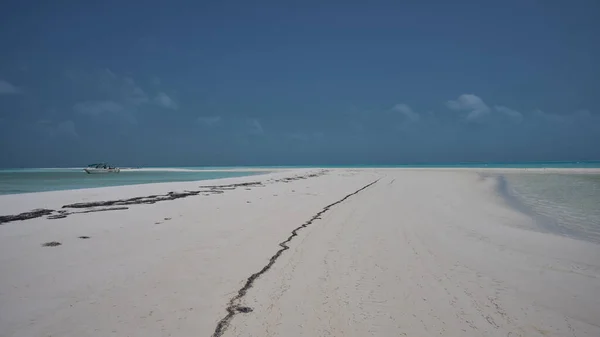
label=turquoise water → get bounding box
[2,160,600,208]
[177,161,600,169]
[501,173,600,244]
[0,169,263,195]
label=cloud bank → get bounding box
[446,94,491,121]
[1,81,598,167]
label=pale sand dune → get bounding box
[1,169,599,337]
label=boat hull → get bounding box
[84,168,120,174]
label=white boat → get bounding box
[84,163,120,174]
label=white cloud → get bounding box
[197,116,222,127]
[154,92,178,110]
[68,69,180,128]
[494,106,523,123]
[391,103,419,121]
[446,94,491,121]
[0,79,21,94]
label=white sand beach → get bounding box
[1,169,599,337]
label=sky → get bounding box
[0,0,599,167]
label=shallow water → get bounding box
[0,169,262,195]
[502,173,600,244]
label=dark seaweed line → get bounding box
[0,171,330,225]
[211,178,379,337]
[0,183,261,224]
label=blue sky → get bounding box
[1,0,599,167]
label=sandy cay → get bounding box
[1,168,599,337]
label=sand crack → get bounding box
[211,179,379,337]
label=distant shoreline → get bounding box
[2,160,600,171]
[2,166,600,196]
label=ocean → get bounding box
[499,173,600,244]
[2,162,600,196]
[0,168,263,195]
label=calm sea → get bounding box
[0,168,263,195]
[2,162,600,196]
[499,173,600,244]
